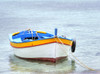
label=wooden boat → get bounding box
[9,28,76,63]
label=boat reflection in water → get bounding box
[9,55,75,73]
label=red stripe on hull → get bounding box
[15,55,67,63]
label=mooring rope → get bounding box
[36,32,41,39]
[55,38,89,69]
[54,38,68,55]
[55,37,95,71]
[26,29,34,40]
[26,29,41,40]
[30,29,33,40]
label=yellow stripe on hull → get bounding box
[12,32,20,36]
[10,38,72,48]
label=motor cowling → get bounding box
[71,40,76,53]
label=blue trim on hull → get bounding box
[9,30,73,43]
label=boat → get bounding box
[9,28,76,63]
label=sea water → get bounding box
[0,0,100,74]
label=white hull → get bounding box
[14,43,71,59]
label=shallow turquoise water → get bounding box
[0,0,100,74]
